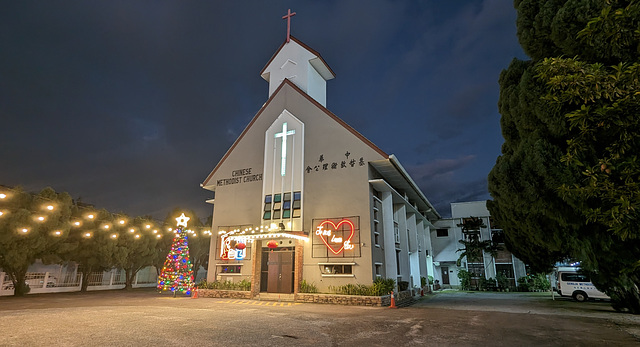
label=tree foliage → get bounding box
[112,216,161,290]
[456,217,501,265]
[63,208,120,292]
[0,185,213,296]
[0,187,73,295]
[490,0,640,313]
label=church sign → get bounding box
[216,168,263,187]
[306,151,366,173]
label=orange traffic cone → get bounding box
[192,288,199,299]
[389,291,397,309]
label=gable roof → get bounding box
[259,36,336,80]
[201,79,388,189]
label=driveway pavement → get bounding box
[0,289,638,346]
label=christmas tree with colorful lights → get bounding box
[157,213,195,296]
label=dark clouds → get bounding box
[0,1,525,219]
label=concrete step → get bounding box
[257,293,295,302]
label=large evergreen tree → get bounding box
[489,0,640,313]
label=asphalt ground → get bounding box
[1,288,639,346]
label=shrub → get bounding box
[328,278,396,296]
[398,281,409,291]
[300,279,318,293]
[517,275,531,292]
[517,274,550,292]
[421,276,427,287]
[496,273,509,290]
[197,279,251,291]
[329,283,371,296]
[428,275,434,285]
[372,278,396,295]
[480,277,497,291]
[532,273,550,291]
[457,269,472,290]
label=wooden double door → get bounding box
[264,249,294,294]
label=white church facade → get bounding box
[201,36,440,296]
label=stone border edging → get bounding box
[197,288,419,307]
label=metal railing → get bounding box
[0,266,158,296]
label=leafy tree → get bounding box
[489,0,640,313]
[189,214,211,279]
[112,216,159,290]
[0,187,73,296]
[456,217,501,265]
[63,208,120,292]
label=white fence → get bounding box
[0,266,158,296]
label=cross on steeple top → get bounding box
[282,9,296,43]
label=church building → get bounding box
[201,29,440,296]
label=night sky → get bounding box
[1,1,526,220]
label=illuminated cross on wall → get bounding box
[275,122,295,176]
[282,9,296,43]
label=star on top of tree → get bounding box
[176,213,190,227]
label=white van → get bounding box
[555,267,610,302]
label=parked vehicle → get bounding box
[555,266,609,302]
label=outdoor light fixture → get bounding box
[279,222,285,230]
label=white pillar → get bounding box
[381,191,397,288]
[396,204,408,286]
[407,213,420,289]
[43,272,51,288]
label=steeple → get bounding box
[260,10,335,107]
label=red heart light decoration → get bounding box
[317,219,355,255]
[236,242,246,250]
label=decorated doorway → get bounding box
[261,248,295,293]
